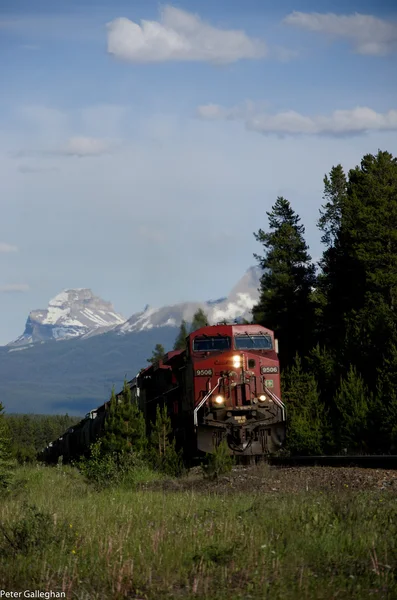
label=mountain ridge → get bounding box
[8,266,261,346]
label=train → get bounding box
[40,322,286,463]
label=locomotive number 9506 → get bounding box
[261,366,279,374]
[195,369,213,376]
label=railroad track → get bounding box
[269,455,397,469]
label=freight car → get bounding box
[40,323,286,463]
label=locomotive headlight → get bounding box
[232,355,242,368]
[214,395,225,405]
[259,394,267,402]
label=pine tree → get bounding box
[333,366,370,452]
[372,342,397,452]
[282,356,325,455]
[318,151,397,385]
[130,395,147,455]
[149,405,183,476]
[0,403,13,488]
[190,309,209,333]
[101,381,146,456]
[318,164,348,246]
[150,405,172,459]
[174,320,189,351]
[147,344,166,364]
[253,196,316,368]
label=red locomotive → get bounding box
[132,323,286,457]
[41,323,286,462]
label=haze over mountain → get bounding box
[1,267,261,415]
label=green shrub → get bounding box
[12,444,37,465]
[149,406,185,477]
[334,365,370,452]
[0,503,75,556]
[161,440,185,477]
[76,440,124,488]
[202,439,233,480]
[282,355,325,455]
[77,440,160,489]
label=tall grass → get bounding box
[0,464,396,599]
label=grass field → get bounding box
[1,464,396,599]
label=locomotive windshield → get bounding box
[193,336,231,351]
[234,334,273,350]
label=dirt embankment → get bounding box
[143,465,397,494]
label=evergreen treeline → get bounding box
[5,414,80,463]
[253,150,397,455]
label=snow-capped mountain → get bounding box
[117,266,261,334]
[10,289,126,346]
[8,266,261,348]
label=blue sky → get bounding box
[0,0,396,344]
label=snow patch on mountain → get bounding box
[10,289,126,346]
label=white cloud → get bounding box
[0,284,29,293]
[57,137,110,157]
[197,103,397,136]
[107,5,267,64]
[0,242,18,253]
[283,12,397,56]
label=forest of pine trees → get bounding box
[4,413,80,463]
[253,150,397,454]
